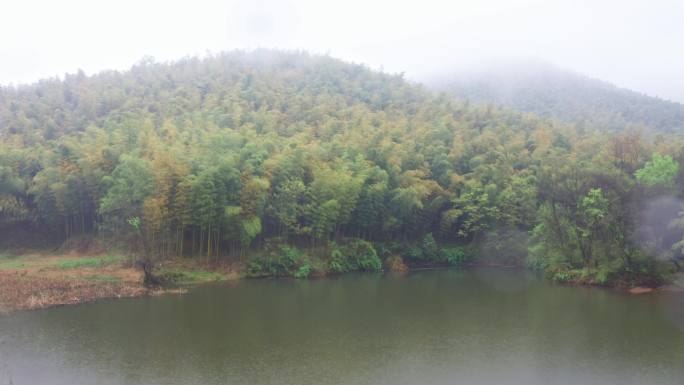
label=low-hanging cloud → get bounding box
[1,0,683,103]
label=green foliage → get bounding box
[241,216,262,247]
[635,153,679,188]
[595,268,610,286]
[549,269,583,284]
[99,155,154,220]
[294,264,312,279]
[128,217,141,233]
[246,245,314,278]
[397,235,468,267]
[541,248,670,287]
[422,233,440,261]
[442,247,467,266]
[328,246,347,274]
[0,50,677,286]
[450,189,498,238]
[578,188,610,243]
[581,189,608,224]
[327,240,382,273]
[351,240,382,271]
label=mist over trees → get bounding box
[433,60,684,134]
[1,50,682,283]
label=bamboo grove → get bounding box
[1,51,683,283]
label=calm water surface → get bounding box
[1,268,684,385]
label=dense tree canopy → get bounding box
[1,50,682,284]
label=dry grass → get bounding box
[0,252,239,312]
[0,271,147,312]
[0,253,144,312]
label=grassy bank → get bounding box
[0,251,239,313]
[0,252,139,312]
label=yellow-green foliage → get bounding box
[0,50,678,285]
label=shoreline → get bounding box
[1,253,681,314]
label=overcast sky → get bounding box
[1,0,683,102]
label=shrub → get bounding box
[294,264,312,279]
[347,240,382,271]
[422,233,440,261]
[328,245,349,273]
[595,268,610,285]
[400,235,468,267]
[246,245,312,278]
[384,255,408,272]
[327,239,381,273]
[246,260,267,277]
[405,245,424,262]
[248,239,383,278]
[277,246,302,272]
[549,269,582,283]
[442,247,467,266]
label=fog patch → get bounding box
[477,226,530,266]
[475,227,532,293]
[658,292,684,332]
[632,195,683,260]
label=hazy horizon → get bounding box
[2,0,683,103]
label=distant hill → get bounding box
[431,60,684,133]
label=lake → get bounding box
[1,268,683,385]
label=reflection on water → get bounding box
[1,268,684,385]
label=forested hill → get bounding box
[433,61,684,133]
[0,51,423,141]
[1,50,682,285]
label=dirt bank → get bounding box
[0,253,234,313]
[0,253,144,312]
